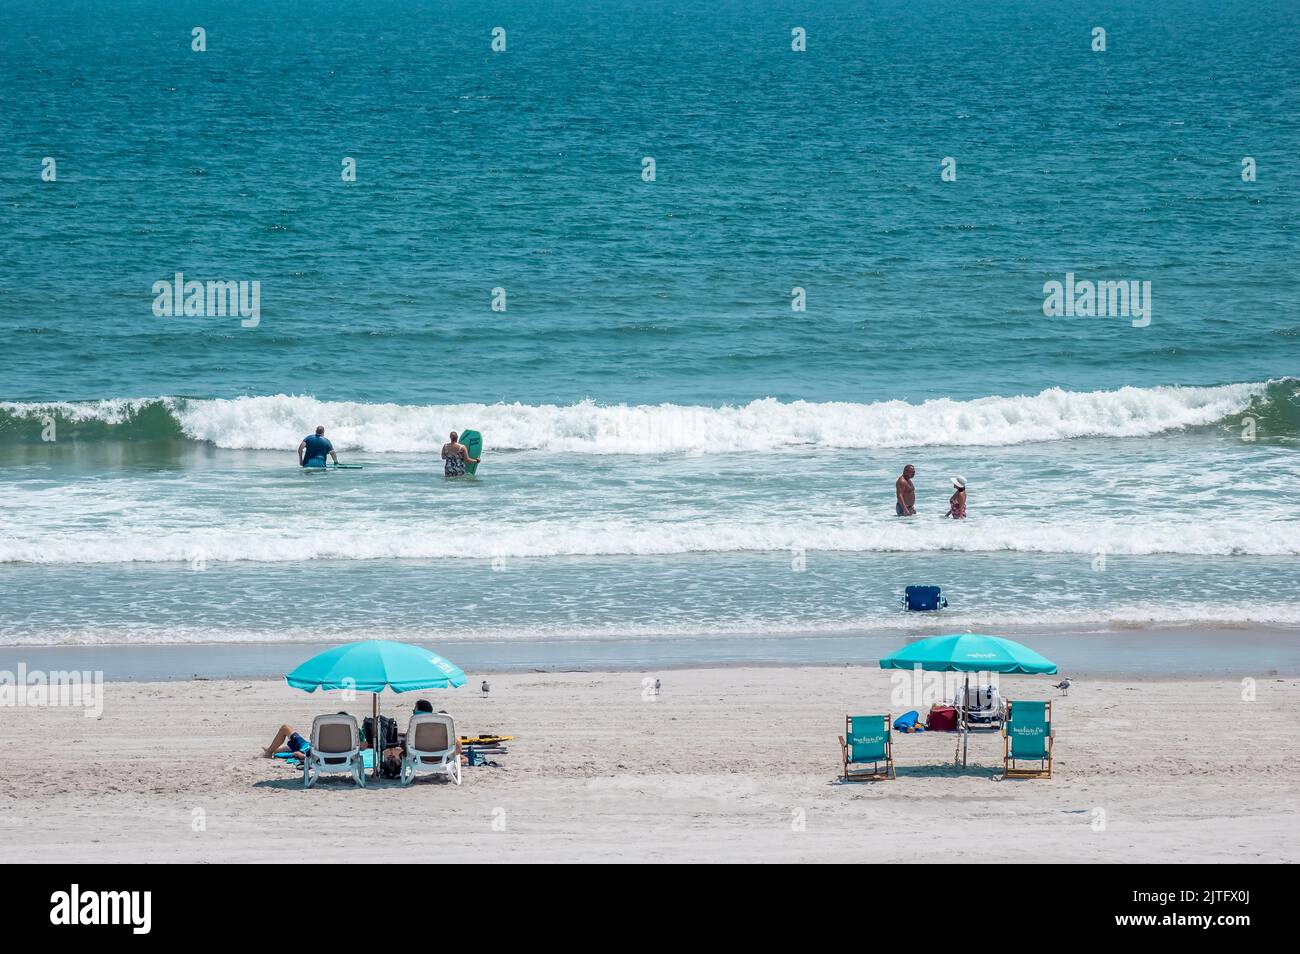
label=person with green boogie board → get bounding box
[441,430,481,477]
[298,425,339,469]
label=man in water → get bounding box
[298,425,339,468]
[895,464,917,516]
[441,430,480,477]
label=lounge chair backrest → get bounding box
[1006,701,1051,759]
[312,714,360,756]
[847,715,889,762]
[407,712,455,757]
[960,684,1003,712]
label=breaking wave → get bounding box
[0,378,1294,453]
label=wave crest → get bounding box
[0,379,1293,453]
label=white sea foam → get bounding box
[172,382,1272,451]
[2,514,1297,565]
[5,602,1299,647]
[1,380,1275,453]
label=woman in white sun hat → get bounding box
[945,475,967,519]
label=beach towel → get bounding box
[893,710,923,732]
[278,749,376,770]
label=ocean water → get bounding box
[1,0,1298,654]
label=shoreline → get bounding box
[3,624,1298,681]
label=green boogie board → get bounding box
[460,430,483,476]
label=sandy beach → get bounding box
[3,665,1297,863]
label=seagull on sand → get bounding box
[481,680,490,697]
[1053,677,1072,696]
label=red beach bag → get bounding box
[927,705,958,732]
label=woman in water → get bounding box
[945,476,967,519]
[441,430,480,477]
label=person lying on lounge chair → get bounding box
[263,723,311,759]
[264,712,370,758]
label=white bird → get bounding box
[1053,677,1072,696]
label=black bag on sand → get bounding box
[379,752,403,779]
[362,715,399,749]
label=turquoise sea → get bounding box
[1,0,1297,662]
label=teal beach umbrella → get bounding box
[287,639,467,693]
[879,633,1056,766]
[879,633,1057,675]
[286,640,467,777]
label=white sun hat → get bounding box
[951,475,966,489]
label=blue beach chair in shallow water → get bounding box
[902,585,947,612]
[1003,700,1053,779]
[839,715,895,781]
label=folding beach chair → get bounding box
[1003,700,1053,779]
[303,713,366,788]
[957,683,1006,731]
[839,714,895,781]
[400,712,462,786]
[902,585,947,612]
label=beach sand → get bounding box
[3,666,1297,863]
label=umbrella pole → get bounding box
[954,675,962,766]
[962,673,970,767]
[372,693,379,779]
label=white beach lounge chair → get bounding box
[303,713,366,789]
[400,712,462,786]
[957,683,1006,730]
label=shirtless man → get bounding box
[895,464,917,516]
